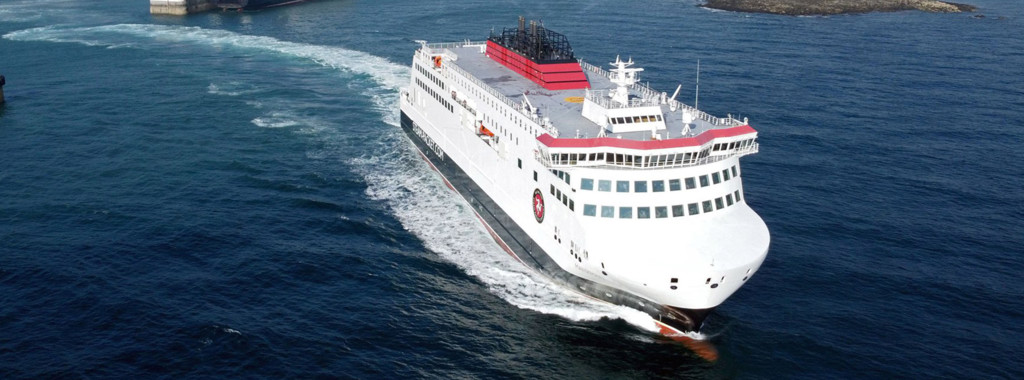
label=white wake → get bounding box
[3,23,663,333]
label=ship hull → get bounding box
[399,111,710,333]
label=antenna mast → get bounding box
[695,59,700,111]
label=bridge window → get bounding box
[723,169,731,181]
[672,205,685,217]
[616,181,629,193]
[669,179,681,191]
[598,180,611,192]
[726,194,734,206]
[655,206,668,218]
[634,181,647,193]
[735,190,741,202]
[619,207,632,219]
[581,178,594,191]
[584,204,596,216]
[685,177,696,189]
[715,197,725,210]
[732,165,738,177]
[699,175,710,187]
[652,180,665,192]
[601,206,614,218]
[702,201,713,213]
[712,172,721,184]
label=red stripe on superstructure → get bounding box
[536,125,757,150]
[486,41,590,90]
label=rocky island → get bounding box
[703,0,976,15]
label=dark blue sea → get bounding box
[2,0,1023,378]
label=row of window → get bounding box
[547,138,757,168]
[550,184,576,212]
[550,169,571,185]
[713,138,755,152]
[607,114,664,125]
[549,149,710,168]
[415,63,445,90]
[582,190,744,219]
[416,78,453,113]
[580,165,739,193]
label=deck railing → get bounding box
[418,43,560,137]
[416,41,745,141]
[578,58,743,128]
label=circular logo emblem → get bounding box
[533,189,545,223]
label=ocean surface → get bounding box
[2,0,1023,378]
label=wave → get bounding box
[3,22,666,335]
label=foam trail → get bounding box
[3,23,667,335]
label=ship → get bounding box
[397,17,770,335]
[214,0,309,10]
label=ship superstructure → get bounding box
[398,18,769,334]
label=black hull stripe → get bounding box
[399,111,709,332]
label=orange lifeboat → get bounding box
[433,56,442,68]
[479,123,495,137]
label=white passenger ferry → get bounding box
[398,18,770,335]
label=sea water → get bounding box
[2,0,1022,378]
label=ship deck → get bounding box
[442,43,744,142]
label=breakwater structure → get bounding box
[150,0,216,15]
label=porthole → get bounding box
[710,283,719,289]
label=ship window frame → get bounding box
[583,204,597,216]
[726,194,734,206]
[723,169,731,181]
[569,199,575,211]
[619,207,632,219]
[601,206,614,218]
[669,179,681,191]
[715,197,725,210]
[712,172,721,184]
[685,177,696,189]
[699,175,710,187]
[672,205,685,217]
[634,181,647,193]
[735,190,741,202]
[637,207,651,219]
[689,203,700,215]
[732,166,738,177]
[616,180,630,193]
[581,178,594,191]
[655,206,668,219]
[702,201,713,213]
[652,180,665,192]
[598,180,611,192]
